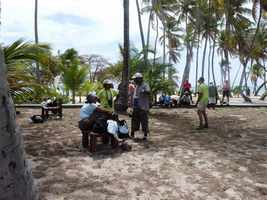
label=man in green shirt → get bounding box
[97,80,117,111]
[196,77,209,129]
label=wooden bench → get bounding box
[82,131,118,153]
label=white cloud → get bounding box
[1,0,244,87]
[1,0,146,62]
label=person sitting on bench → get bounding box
[79,93,114,150]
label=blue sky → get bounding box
[1,0,255,88]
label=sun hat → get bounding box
[132,72,143,79]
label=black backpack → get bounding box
[30,115,44,123]
[92,117,107,134]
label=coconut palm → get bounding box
[4,39,52,100]
[136,0,147,67]
[34,0,41,82]
[0,46,38,200]
[117,0,130,112]
[60,49,88,104]
[176,0,195,86]
[61,65,88,104]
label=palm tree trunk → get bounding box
[0,46,38,200]
[34,0,41,82]
[117,0,130,112]
[224,0,231,86]
[146,10,153,61]
[264,63,267,90]
[153,16,159,67]
[211,38,216,86]
[162,21,166,65]
[72,90,76,104]
[254,78,258,95]
[136,0,146,68]
[208,41,212,84]
[201,35,208,77]
[195,33,200,93]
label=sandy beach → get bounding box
[17,107,267,200]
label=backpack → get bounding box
[30,115,44,123]
[92,117,107,134]
[117,120,129,138]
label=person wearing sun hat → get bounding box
[131,72,151,140]
[97,79,118,111]
[195,77,209,129]
[79,92,113,150]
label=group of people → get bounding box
[78,72,233,150]
[79,73,151,151]
[180,79,231,107]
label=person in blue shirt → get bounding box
[79,93,112,149]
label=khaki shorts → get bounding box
[197,102,208,111]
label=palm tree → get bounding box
[177,0,195,86]
[117,0,130,112]
[60,48,88,104]
[4,39,52,100]
[0,46,38,200]
[34,0,41,82]
[62,64,88,104]
[136,0,147,68]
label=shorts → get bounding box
[223,90,230,98]
[197,102,208,111]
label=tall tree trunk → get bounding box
[201,35,208,77]
[254,78,258,95]
[136,0,146,69]
[182,14,189,84]
[0,46,38,200]
[211,38,216,86]
[195,33,200,93]
[72,90,75,104]
[264,63,267,90]
[181,43,193,84]
[163,25,166,65]
[153,16,159,67]
[146,10,153,62]
[117,0,130,112]
[224,0,231,86]
[34,0,40,82]
[208,40,212,84]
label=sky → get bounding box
[1,0,255,88]
[1,0,146,62]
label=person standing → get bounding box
[196,77,209,129]
[131,73,150,140]
[208,82,218,109]
[221,80,230,105]
[97,79,117,110]
[182,79,193,103]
